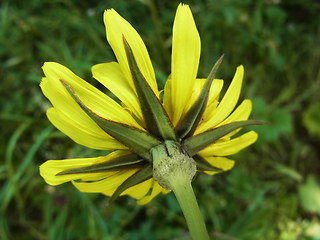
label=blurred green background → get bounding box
[1,0,320,239]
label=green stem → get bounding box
[168,173,210,240]
[151,141,210,240]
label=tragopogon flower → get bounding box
[40,4,259,205]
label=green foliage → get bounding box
[250,97,292,146]
[1,0,319,239]
[299,175,320,215]
[303,103,320,138]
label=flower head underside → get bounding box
[40,3,260,205]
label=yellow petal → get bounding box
[137,180,166,205]
[73,169,138,194]
[163,75,173,121]
[121,178,153,199]
[199,131,258,156]
[47,108,124,150]
[39,150,131,186]
[196,66,244,133]
[42,73,120,150]
[161,188,169,194]
[180,78,205,117]
[214,99,252,138]
[199,156,235,175]
[92,62,143,121]
[183,78,224,122]
[171,3,201,125]
[206,79,224,108]
[218,99,252,126]
[104,9,159,97]
[197,79,223,125]
[41,62,143,130]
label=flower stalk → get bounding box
[171,174,210,240]
[151,141,210,240]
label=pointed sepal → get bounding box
[175,55,224,139]
[61,80,161,160]
[123,36,176,141]
[108,164,153,204]
[56,153,145,175]
[183,120,266,156]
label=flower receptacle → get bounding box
[151,140,197,190]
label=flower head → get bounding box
[40,3,259,205]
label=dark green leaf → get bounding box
[183,120,266,156]
[108,164,153,204]
[61,80,161,160]
[56,153,145,175]
[123,36,176,141]
[194,155,223,173]
[175,55,224,139]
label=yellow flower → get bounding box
[40,3,258,205]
